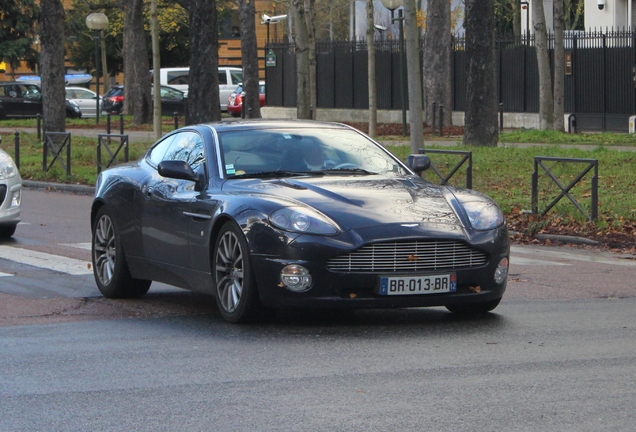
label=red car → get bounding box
[227,82,265,117]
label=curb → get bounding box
[23,180,95,195]
[535,233,599,246]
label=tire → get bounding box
[446,297,501,315]
[0,224,17,239]
[92,206,151,298]
[213,221,264,323]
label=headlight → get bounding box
[0,154,18,180]
[270,206,338,235]
[452,190,504,231]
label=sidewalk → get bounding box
[0,127,159,143]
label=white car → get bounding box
[0,145,22,239]
[65,87,101,118]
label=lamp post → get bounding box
[380,0,406,136]
[520,1,530,45]
[86,12,109,124]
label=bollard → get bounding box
[241,92,246,119]
[36,114,42,141]
[432,102,437,134]
[106,114,111,134]
[119,113,124,135]
[14,132,20,170]
[438,104,444,137]
[174,113,179,130]
[499,103,504,131]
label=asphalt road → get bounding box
[1,188,635,431]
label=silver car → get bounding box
[0,144,22,239]
[65,86,101,118]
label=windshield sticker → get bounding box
[226,164,236,175]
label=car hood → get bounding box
[223,175,464,232]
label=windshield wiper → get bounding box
[321,168,377,175]
[230,170,322,179]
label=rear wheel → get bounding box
[213,221,263,323]
[446,298,501,315]
[0,224,17,239]
[92,206,151,298]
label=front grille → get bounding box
[327,240,488,273]
[0,185,7,206]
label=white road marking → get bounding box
[59,242,92,251]
[0,271,14,277]
[0,246,92,275]
[511,245,636,267]
[511,256,569,266]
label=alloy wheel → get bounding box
[93,214,116,286]
[215,230,244,313]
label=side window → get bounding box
[147,134,177,167]
[21,85,40,99]
[218,72,228,85]
[163,131,206,171]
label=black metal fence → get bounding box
[266,31,636,132]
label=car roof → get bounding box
[200,119,355,134]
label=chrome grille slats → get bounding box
[327,240,487,273]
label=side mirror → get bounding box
[406,154,431,175]
[158,160,207,191]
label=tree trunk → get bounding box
[366,0,377,138]
[188,0,221,124]
[123,0,152,125]
[422,0,451,127]
[151,0,162,139]
[39,0,66,133]
[238,0,261,119]
[291,0,311,119]
[404,0,423,154]
[533,0,553,130]
[463,0,498,147]
[303,0,316,119]
[553,0,565,131]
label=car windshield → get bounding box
[218,127,408,178]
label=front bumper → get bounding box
[249,224,510,310]
[0,181,21,226]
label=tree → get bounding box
[187,0,222,123]
[39,0,66,133]
[0,0,40,75]
[123,0,152,124]
[553,0,565,131]
[238,0,261,118]
[404,0,423,154]
[422,0,451,128]
[290,0,312,119]
[366,0,377,138]
[463,0,498,147]
[533,0,553,130]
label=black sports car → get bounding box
[91,120,510,323]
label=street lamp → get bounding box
[86,12,108,124]
[520,1,530,45]
[380,0,406,136]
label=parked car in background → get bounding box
[0,140,21,239]
[65,87,101,118]
[101,85,186,116]
[0,82,82,119]
[227,82,266,117]
[151,66,242,110]
[90,119,510,323]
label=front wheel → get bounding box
[446,297,501,315]
[213,221,264,323]
[92,206,151,298]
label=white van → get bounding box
[152,66,243,111]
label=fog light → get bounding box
[280,265,312,292]
[11,190,21,208]
[494,257,509,284]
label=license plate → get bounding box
[378,274,457,296]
